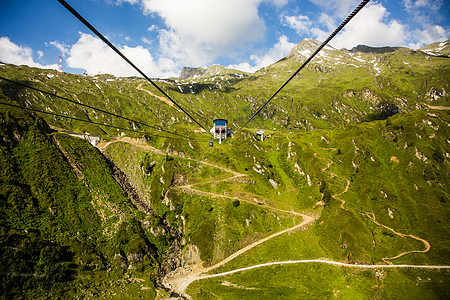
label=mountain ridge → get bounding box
[0,37,449,299]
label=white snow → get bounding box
[373,63,382,74]
[353,56,366,63]
[298,49,312,56]
[423,50,438,56]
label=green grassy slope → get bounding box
[0,96,172,298]
[0,39,448,299]
[1,40,448,137]
[184,109,449,299]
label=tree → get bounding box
[319,180,327,193]
[423,165,436,181]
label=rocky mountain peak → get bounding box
[419,39,450,57]
[286,38,339,61]
[179,67,206,80]
[347,44,401,54]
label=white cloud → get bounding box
[284,15,312,34]
[0,37,57,70]
[66,32,174,77]
[141,36,153,45]
[37,51,44,59]
[285,4,408,49]
[402,0,448,48]
[228,35,296,73]
[307,0,359,18]
[411,25,448,48]
[267,0,289,8]
[48,41,69,56]
[329,4,407,49]
[147,25,158,31]
[141,0,266,66]
[403,0,442,13]
[285,2,447,50]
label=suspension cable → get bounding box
[236,0,371,134]
[0,76,195,140]
[0,101,187,141]
[56,0,212,135]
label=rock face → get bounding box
[347,45,401,54]
[179,67,206,80]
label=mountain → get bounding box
[179,67,206,80]
[420,40,450,57]
[0,39,449,299]
[347,44,402,54]
[0,95,179,298]
[179,65,249,81]
[1,39,448,135]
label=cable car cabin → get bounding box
[211,119,228,140]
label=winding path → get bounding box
[333,177,351,211]
[199,260,450,280]
[136,83,178,110]
[364,212,431,264]
[101,138,449,299]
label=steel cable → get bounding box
[0,76,196,140]
[56,0,212,135]
[0,101,187,141]
[236,0,371,134]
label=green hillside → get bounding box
[0,39,448,136]
[0,96,173,298]
[0,40,449,299]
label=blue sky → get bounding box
[0,0,448,78]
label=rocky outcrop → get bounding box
[103,154,155,214]
[347,44,401,54]
[179,67,206,80]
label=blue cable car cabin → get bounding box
[212,119,228,140]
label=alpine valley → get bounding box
[0,39,449,299]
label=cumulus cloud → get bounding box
[411,25,448,48]
[65,32,176,77]
[403,0,443,18]
[109,0,291,75]
[284,3,408,49]
[48,41,69,56]
[269,0,289,8]
[141,0,266,67]
[284,15,312,34]
[330,4,407,49]
[0,37,57,70]
[228,35,296,73]
[307,0,359,18]
[402,0,449,48]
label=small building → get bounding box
[85,134,100,147]
[256,129,265,141]
[62,131,100,147]
[211,119,228,141]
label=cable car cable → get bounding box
[56,0,212,136]
[0,101,187,141]
[0,76,195,140]
[235,0,371,134]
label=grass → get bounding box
[188,264,450,299]
[0,45,449,298]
